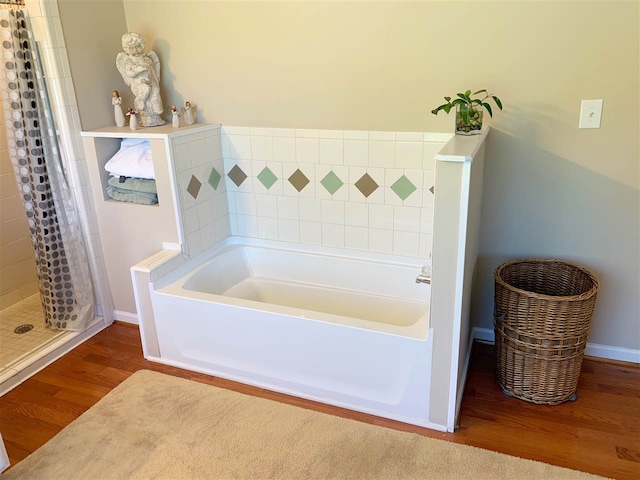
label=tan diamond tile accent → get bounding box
[228,165,247,187]
[429,185,435,195]
[355,173,379,198]
[288,169,310,192]
[186,175,202,199]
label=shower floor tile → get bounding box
[0,294,64,370]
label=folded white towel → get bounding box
[104,139,155,180]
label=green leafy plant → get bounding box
[431,89,503,125]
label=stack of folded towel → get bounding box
[104,138,158,205]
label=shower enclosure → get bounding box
[0,0,106,394]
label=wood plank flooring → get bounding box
[1,322,638,479]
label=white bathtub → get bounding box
[150,238,434,426]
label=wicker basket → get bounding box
[494,259,599,405]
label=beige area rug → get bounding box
[5,370,605,480]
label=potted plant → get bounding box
[431,89,503,135]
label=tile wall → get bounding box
[26,0,112,320]
[172,127,231,259]
[0,128,38,310]
[221,127,450,259]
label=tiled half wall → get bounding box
[219,127,450,259]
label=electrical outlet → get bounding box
[579,99,603,129]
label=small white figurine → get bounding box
[183,101,195,125]
[112,90,126,127]
[126,108,138,130]
[170,104,180,128]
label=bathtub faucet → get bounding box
[415,266,431,285]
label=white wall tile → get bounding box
[423,142,442,170]
[369,228,393,254]
[173,143,191,172]
[299,197,321,222]
[322,224,344,248]
[237,214,258,237]
[257,216,279,240]
[197,201,214,227]
[300,221,321,245]
[368,141,395,167]
[255,194,278,218]
[369,204,394,230]
[419,234,433,259]
[319,138,343,165]
[277,196,299,220]
[344,139,368,167]
[200,222,216,250]
[184,206,199,235]
[369,131,395,141]
[278,218,300,243]
[420,207,434,234]
[250,135,273,161]
[224,126,251,135]
[228,134,252,159]
[295,138,319,164]
[189,138,206,166]
[273,137,296,163]
[344,130,368,140]
[295,129,318,138]
[235,192,257,216]
[396,132,424,142]
[394,231,420,257]
[272,128,295,137]
[250,127,272,136]
[214,216,231,243]
[394,142,423,169]
[345,202,368,227]
[345,226,368,251]
[319,130,344,139]
[394,206,421,233]
[321,199,344,224]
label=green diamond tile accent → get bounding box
[257,167,278,190]
[288,169,310,192]
[354,173,378,198]
[320,171,344,195]
[228,165,247,187]
[186,175,202,199]
[391,175,417,201]
[208,167,222,190]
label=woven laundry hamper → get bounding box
[493,259,599,405]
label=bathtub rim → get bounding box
[155,236,432,291]
[152,236,432,340]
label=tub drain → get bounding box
[14,324,34,334]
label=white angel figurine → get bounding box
[183,101,196,125]
[170,105,180,128]
[116,33,165,127]
[126,108,138,130]
[112,90,126,127]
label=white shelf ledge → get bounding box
[435,127,490,163]
[81,123,221,139]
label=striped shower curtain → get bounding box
[0,0,93,330]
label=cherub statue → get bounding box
[116,33,165,127]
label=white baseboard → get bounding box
[113,310,138,325]
[473,327,640,364]
[0,433,9,473]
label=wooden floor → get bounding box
[1,323,639,479]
